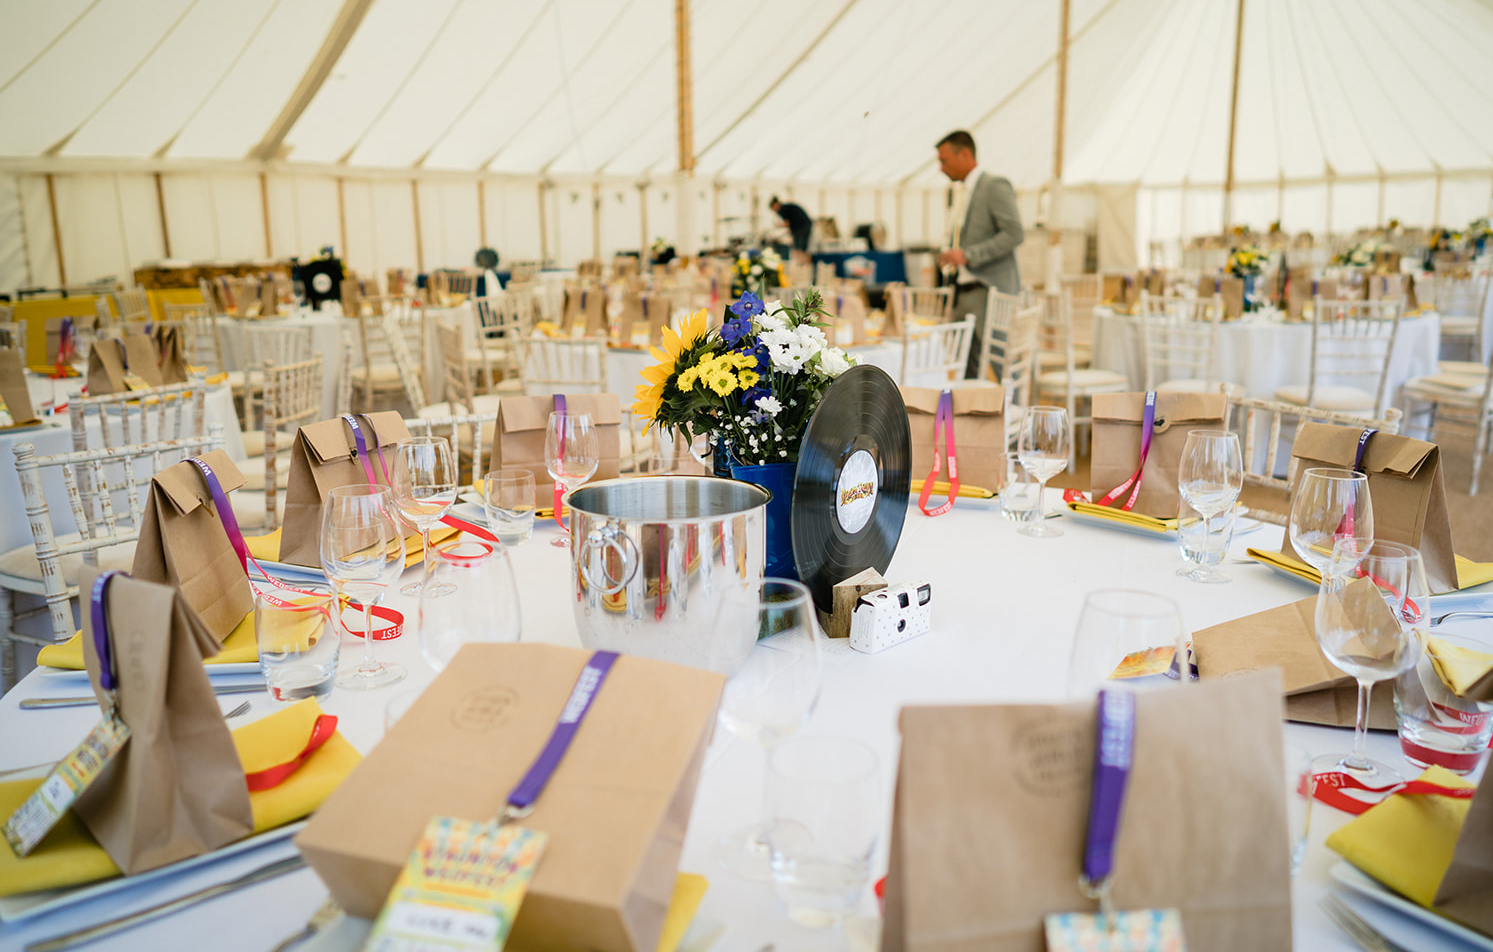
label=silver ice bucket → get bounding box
[568,476,768,676]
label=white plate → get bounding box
[1330,862,1493,951]
[449,501,490,525]
[36,661,263,682]
[0,821,307,922]
[254,559,328,583]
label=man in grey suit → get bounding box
[936,130,1024,378]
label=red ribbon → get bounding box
[1306,769,1475,816]
[440,513,500,545]
[917,389,959,517]
[244,714,339,792]
[1095,391,1156,512]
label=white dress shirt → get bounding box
[950,166,984,286]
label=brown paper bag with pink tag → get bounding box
[487,394,621,504]
[901,385,1006,493]
[880,670,1292,951]
[1089,392,1228,519]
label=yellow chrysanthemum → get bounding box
[707,370,737,397]
[677,366,700,390]
[737,370,759,389]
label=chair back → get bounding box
[521,337,608,395]
[436,321,478,411]
[906,286,955,322]
[69,373,209,453]
[405,409,500,488]
[1140,292,1223,389]
[260,356,324,530]
[109,288,151,323]
[978,292,1039,403]
[900,317,976,385]
[1307,297,1403,415]
[163,302,225,373]
[1058,273,1103,346]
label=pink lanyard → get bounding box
[917,390,959,517]
[553,394,570,531]
[1096,391,1156,511]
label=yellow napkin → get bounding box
[0,698,360,897]
[1066,501,1178,534]
[1247,549,1493,591]
[916,481,996,500]
[243,525,458,569]
[28,366,80,377]
[1325,766,1475,908]
[1426,637,1493,697]
[656,873,708,952]
[37,610,258,670]
[1455,554,1493,589]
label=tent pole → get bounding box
[46,173,67,286]
[1222,0,1245,232]
[153,172,170,261]
[251,0,375,161]
[1376,174,1385,227]
[1049,0,1070,287]
[337,177,348,263]
[675,0,694,177]
[638,181,648,259]
[1433,171,1443,228]
[413,180,425,273]
[1325,174,1334,238]
[712,181,722,250]
[477,180,488,249]
[260,172,272,258]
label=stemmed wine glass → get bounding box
[545,411,599,548]
[1016,406,1069,537]
[321,484,406,690]
[1315,539,1427,783]
[391,436,458,596]
[418,540,522,673]
[1176,430,1244,583]
[1289,468,1374,577]
[1066,590,1187,697]
[715,578,823,881]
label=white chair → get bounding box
[414,323,504,480]
[899,317,977,386]
[351,312,426,412]
[1138,292,1243,397]
[2,425,225,692]
[1274,297,1402,417]
[1033,290,1129,467]
[163,302,227,377]
[241,356,323,531]
[1056,273,1103,367]
[1428,261,1491,364]
[472,294,531,392]
[975,291,1039,403]
[108,288,151,323]
[239,324,314,435]
[520,336,608,396]
[1401,351,1493,494]
[0,319,24,364]
[69,374,208,453]
[406,408,500,492]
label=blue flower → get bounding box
[742,342,770,373]
[729,291,765,319]
[741,383,771,407]
[721,312,752,346]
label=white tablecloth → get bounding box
[1,494,1483,951]
[1091,306,1442,409]
[218,312,345,418]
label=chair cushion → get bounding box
[1036,368,1129,392]
[237,454,292,491]
[225,369,247,392]
[0,536,137,584]
[1440,317,1480,335]
[1273,384,1376,413]
[240,429,297,459]
[1439,360,1488,377]
[354,363,404,386]
[1157,379,1245,399]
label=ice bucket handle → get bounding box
[578,525,640,596]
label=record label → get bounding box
[835,449,878,534]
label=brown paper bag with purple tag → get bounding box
[880,671,1292,951]
[1089,392,1228,519]
[130,450,253,641]
[488,394,620,504]
[279,411,411,567]
[563,285,607,337]
[75,566,253,875]
[1280,422,1458,592]
[1286,269,1337,320]
[121,331,164,388]
[1196,275,1245,319]
[150,325,189,385]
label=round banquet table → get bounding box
[1091,306,1442,407]
[0,494,1486,952]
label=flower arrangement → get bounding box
[731,248,785,300]
[1227,244,1267,276]
[631,289,856,466]
[1335,237,1390,267]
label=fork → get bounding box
[1320,894,1410,952]
[224,701,251,719]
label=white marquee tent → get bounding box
[3,0,1493,290]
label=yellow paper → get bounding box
[1455,555,1493,590]
[916,481,996,500]
[656,873,708,952]
[1248,549,1493,592]
[243,525,456,569]
[1066,501,1178,534]
[0,699,360,897]
[1426,637,1493,697]
[1325,766,1475,908]
[37,610,258,670]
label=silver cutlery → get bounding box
[20,682,264,710]
[224,701,252,719]
[269,895,342,952]
[1430,609,1493,627]
[25,855,305,952]
[1320,894,1410,952]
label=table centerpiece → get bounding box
[1227,243,1268,312]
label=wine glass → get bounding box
[1315,539,1427,783]
[419,539,522,673]
[1289,468,1373,577]
[716,578,823,881]
[1066,590,1187,697]
[545,411,600,549]
[391,436,458,596]
[1176,429,1244,583]
[1016,406,1069,538]
[320,485,406,690]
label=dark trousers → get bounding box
[953,283,989,379]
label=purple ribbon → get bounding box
[90,572,124,691]
[341,414,391,487]
[506,650,618,814]
[1312,279,1319,296]
[1082,690,1136,888]
[189,457,249,574]
[1354,429,1377,474]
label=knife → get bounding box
[21,682,265,710]
[25,855,305,952]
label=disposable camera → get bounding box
[849,582,932,654]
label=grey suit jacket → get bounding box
[959,172,1024,294]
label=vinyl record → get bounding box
[791,364,911,612]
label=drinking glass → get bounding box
[1315,539,1427,783]
[419,540,522,673]
[483,469,537,546]
[1016,406,1069,537]
[545,411,600,548]
[1289,468,1373,577]
[1000,452,1040,523]
[716,578,823,881]
[320,484,406,690]
[1176,429,1244,583]
[392,436,458,596]
[1394,629,1493,776]
[1066,590,1187,698]
[767,735,880,928]
[255,584,337,703]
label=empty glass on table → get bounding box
[1289,468,1373,576]
[1176,429,1244,583]
[1016,406,1069,538]
[418,539,522,673]
[391,436,458,596]
[320,484,406,690]
[545,411,600,548]
[1066,589,1188,697]
[483,468,537,546]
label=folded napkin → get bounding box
[37,609,257,670]
[917,481,996,500]
[243,525,458,569]
[1246,548,1493,592]
[658,873,708,952]
[1326,766,1475,908]
[1065,501,1178,534]
[0,698,360,897]
[28,365,80,378]
[1426,637,1493,698]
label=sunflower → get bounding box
[631,308,712,429]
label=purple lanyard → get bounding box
[1081,690,1136,894]
[90,571,124,692]
[1096,391,1157,511]
[1354,429,1376,473]
[502,650,619,821]
[190,457,250,574]
[580,289,587,311]
[342,414,391,487]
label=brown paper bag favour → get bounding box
[150,325,189,385]
[1434,765,1493,936]
[0,348,40,430]
[1089,392,1228,519]
[489,394,620,503]
[563,284,607,338]
[1286,268,1338,320]
[880,671,1292,951]
[280,411,412,567]
[121,331,164,388]
[1192,592,1397,728]
[902,385,1006,493]
[76,566,254,875]
[1196,275,1245,319]
[296,642,725,951]
[825,289,868,345]
[86,337,131,395]
[1281,422,1459,592]
[130,450,254,641]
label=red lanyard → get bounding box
[917,389,959,517]
[1096,391,1156,512]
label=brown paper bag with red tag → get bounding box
[488,394,620,503]
[880,671,1292,951]
[902,385,1006,493]
[1089,392,1228,519]
[280,411,411,567]
[76,566,253,875]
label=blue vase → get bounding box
[729,460,798,581]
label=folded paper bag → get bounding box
[902,385,1006,494]
[1191,593,1397,730]
[37,610,258,670]
[1089,391,1227,520]
[1435,756,1493,935]
[0,698,360,897]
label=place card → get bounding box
[2,711,130,857]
